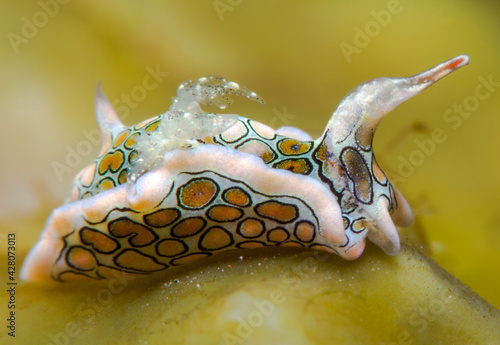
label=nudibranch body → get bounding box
[21,56,469,281]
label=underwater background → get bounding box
[1,0,499,343]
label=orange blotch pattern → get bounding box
[237,218,265,238]
[97,178,116,191]
[277,138,312,155]
[255,201,298,223]
[67,246,97,271]
[237,241,266,249]
[199,227,234,250]
[124,133,141,150]
[108,218,158,247]
[144,208,180,228]
[178,178,219,209]
[80,227,119,254]
[98,150,125,175]
[207,205,243,222]
[113,129,131,148]
[115,249,166,271]
[267,228,290,243]
[171,253,211,266]
[294,221,316,243]
[171,217,206,238]
[156,239,187,257]
[223,187,251,207]
[273,159,311,174]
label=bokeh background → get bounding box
[1,0,499,310]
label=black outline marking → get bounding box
[354,126,374,152]
[108,217,159,247]
[247,119,277,140]
[293,220,316,243]
[57,270,101,282]
[219,120,249,143]
[143,208,181,228]
[222,187,252,207]
[96,177,116,190]
[112,129,132,149]
[95,264,151,279]
[234,138,277,164]
[176,177,220,210]
[371,155,388,187]
[350,217,367,233]
[272,158,313,175]
[98,149,126,175]
[124,132,141,150]
[206,205,244,223]
[79,226,120,254]
[145,119,161,132]
[339,146,374,205]
[169,252,212,266]
[277,240,304,248]
[198,226,235,251]
[171,216,207,238]
[236,217,266,239]
[311,135,344,200]
[178,170,320,228]
[128,149,139,165]
[66,245,98,272]
[266,227,290,243]
[276,138,313,156]
[236,241,268,249]
[113,248,168,272]
[155,239,189,257]
[83,207,141,226]
[254,200,299,224]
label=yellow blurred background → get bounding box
[1,0,499,311]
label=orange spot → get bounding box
[200,227,233,250]
[178,178,218,210]
[372,158,388,185]
[118,169,128,185]
[237,241,266,249]
[255,201,298,223]
[80,163,97,187]
[207,205,243,222]
[97,178,116,191]
[223,187,251,207]
[279,241,304,248]
[80,227,119,254]
[237,218,265,238]
[115,249,166,272]
[108,218,158,247]
[98,150,125,175]
[144,208,180,228]
[277,138,312,155]
[172,217,206,238]
[343,217,349,229]
[267,228,290,243]
[124,133,140,149]
[273,159,311,174]
[171,253,210,266]
[294,221,315,243]
[235,139,276,163]
[113,129,131,148]
[354,126,373,151]
[135,116,160,130]
[156,239,187,257]
[351,218,366,233]
[67,246,97,271]
[145,120,160,132]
